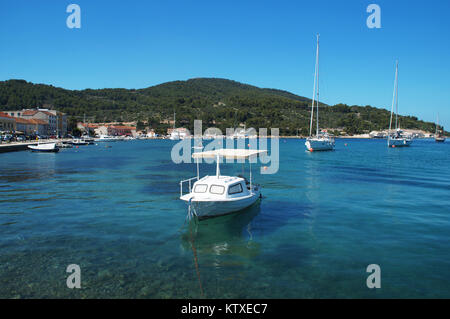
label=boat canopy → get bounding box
[192,148,267,160]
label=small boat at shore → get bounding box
[82,136,95,144]
[388,61,413,148]
[305,34,335,152]
[57,141,73,148]
[95,135,119,142]
[180,148,266,220]
[28,142,59,153]
[70,138,89,146]
[435,114,446,143]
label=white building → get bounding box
[7,109,67,136]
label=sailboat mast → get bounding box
[395,61,399,130]
[173,112,176,129]
[309,34,319,137]
[84,113,88,137]
[316,34,320,138]
[388,61,398,145]
[436,114,439,135]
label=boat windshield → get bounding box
[194,184,207,193]
[209,185,225,195]
[228,183,243,195]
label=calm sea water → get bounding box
[0,138,449,298]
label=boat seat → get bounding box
[237,174,250,185]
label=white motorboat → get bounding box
[387,61,413,148]
[70,138,89,146]
[56,141,73,148]
[28,142,59,153]
[305,34,335,152]
[180,148,266,220]
[81,136,95,144]
[170,131,181,140]
[95,134,119,142]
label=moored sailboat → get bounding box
[170,112,181,140]
[387,60,413,148]
[435,114,446,143]
[305,34,335,152]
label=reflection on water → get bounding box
[181,202,261,258]
[0,151,58,183]
[180,203,262,297]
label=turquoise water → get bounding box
[0,138,449,298]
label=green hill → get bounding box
[0,78,442,136]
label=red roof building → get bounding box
[0,112,16,132]
[108,125,136,136]
[14,117,48,135]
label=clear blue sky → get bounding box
[1,0,449,128]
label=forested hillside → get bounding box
[0,78,440,135]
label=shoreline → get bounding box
[0,136,443,153]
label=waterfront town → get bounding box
[1,109,67,139]
[0,107,439,145]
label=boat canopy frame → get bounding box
[180,148,267,197]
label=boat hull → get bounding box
[181,189,261,219]
[58,143,73,149]
[70,142,89,146]
[305,138,335,152]
[28,143,59,153]
[388,138,413,147]
[95,135,122,142]
[435,137,446,143]
[95,139,117,142]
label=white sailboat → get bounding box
[387,60,413,148]
[435,114,446,143]
[170,112,180,140]
[80,115,95,144]
[305,34,335,152]
[179,148,266,219]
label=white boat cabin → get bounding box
[179,148,266,219]
[181,175,251,202]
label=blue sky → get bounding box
[1,0,449,128]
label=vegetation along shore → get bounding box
[0,78,445,137]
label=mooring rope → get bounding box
[189,219,204,297]
[183,197,204,297]
[186,197,199,222]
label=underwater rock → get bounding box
[97,269,113,280]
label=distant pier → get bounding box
[0,141,39,153]
[0,140,68,153]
